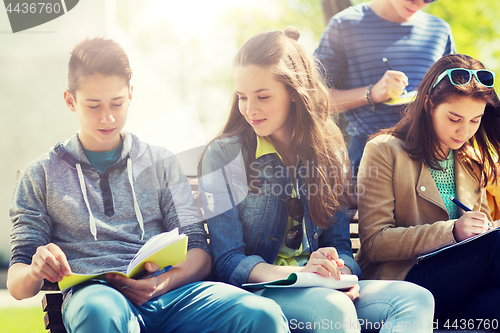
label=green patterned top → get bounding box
[428,151,459,219]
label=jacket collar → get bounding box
[416,150,481,215]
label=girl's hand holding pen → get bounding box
[301,247,360,301]
[301,247,343,280]
[453,211,490,242]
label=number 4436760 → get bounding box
[444,319,498,330]
[5,2,62,14]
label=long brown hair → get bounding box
[379,54,500,186]
[200,27,348,229]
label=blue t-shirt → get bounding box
[314,3,456,136]
[83,143,123,172]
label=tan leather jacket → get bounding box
[355,134,490,281]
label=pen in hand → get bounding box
[140,265,173,279]
[382,57,408,94]
[450,197,471,212]
[451,197,493,230]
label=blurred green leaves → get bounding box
[427,0,500,75]
[221,0,499,87]
[219,0,325,48]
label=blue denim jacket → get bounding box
[200,136,361,287]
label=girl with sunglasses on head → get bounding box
[199,27,434,333]
[356,53,500,326]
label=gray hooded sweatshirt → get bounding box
[10,132,208,277]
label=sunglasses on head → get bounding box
[430,68,495,93]
[280,197,304,250]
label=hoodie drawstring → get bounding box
[127,158,145,240]
[76,163,97,240]
[76,159,145,241]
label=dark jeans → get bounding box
[405,230,500,326]
[347,134,369,176]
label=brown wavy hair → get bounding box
[199,27,348,229]
[378,54,500,186]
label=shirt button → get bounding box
[420,186,426,191]
[475,188,480,194]
[313,233,318,239]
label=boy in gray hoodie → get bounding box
[7,37,288,333]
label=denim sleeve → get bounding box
[319,210,361,277]
[313,16,348,89]
[199,141,266,287]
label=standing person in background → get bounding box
[314,0,455,173]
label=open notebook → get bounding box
[242,272,358,290]
[383,91,417,106]
[59,228,188,290]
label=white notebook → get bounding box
[242,272,358,290]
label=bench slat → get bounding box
[44,309,64,329]
[42,293,63,312]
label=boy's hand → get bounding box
[106,262,172,306]
[371,70,408,103]
[30,243,72,283]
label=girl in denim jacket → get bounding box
[199,27,435,333]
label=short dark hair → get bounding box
[68,37,132,97]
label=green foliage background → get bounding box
[221,0,500,86]
[427,0,500,79]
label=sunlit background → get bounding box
[0,0,499,267]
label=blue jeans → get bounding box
[255,280,434,333]
[406,230,500,326]
[62,281,289,333]
[347,134,369,176]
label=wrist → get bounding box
[365,84,375,111]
